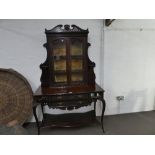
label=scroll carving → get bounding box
[45,24,89,33]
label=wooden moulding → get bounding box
[41,84,95,94]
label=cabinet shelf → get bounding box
[71,59,83,71]
[54,59,66,71]
[53,70,67,74]
[71,70,83,73]
[53,56,67,60]
[70,55,83,59]
[54,74,67,83]
[71,73,83,82]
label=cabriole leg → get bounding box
[101,98,106,133]
[33,106,40,135]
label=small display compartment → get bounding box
[54,75,67,83]
[54,60,66,71]
[53,39,66,56]
[71,60,83,71]
[71,73,83,82]
[71,39,83,56]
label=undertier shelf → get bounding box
[41,111,96,128]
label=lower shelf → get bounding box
[40,110,96,128]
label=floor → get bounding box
[24,110,155,135]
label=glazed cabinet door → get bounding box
[50,38,68,85]
[49,37,86,86]
[69,38,85,84]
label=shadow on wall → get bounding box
[119,89,147,113]
[153,95,155,110]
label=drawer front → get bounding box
[47,100,92,107]
[34,94,92,107]
[35,94,90,103]
[51,94,90,102]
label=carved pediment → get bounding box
[45,25,89,34]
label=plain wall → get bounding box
[104,19,155,115]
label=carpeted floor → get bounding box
[24,110,155,135]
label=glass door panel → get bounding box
[71,59,83,71]
[54,75,67,83]
[54,60,66,71]
[53,39,66,56]
[70,39,83,56]
[52,38,67,84]
[71,73,83,82]
[70,38,84,83]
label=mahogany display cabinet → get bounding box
[33,25,106,134]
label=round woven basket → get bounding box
[0,68,33,125]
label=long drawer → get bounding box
[35,94,91,104]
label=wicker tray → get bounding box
[0,68,33,125]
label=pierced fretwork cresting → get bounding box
[45,25,89,34]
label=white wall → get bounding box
[104,19,155,115]
[0,19,103,121]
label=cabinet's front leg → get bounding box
[93,93,97,118]
[99,92,106,133]
[94,100,97,118]
[41,103,44,121]
[33,106,40,135]
[101,98,106,133]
